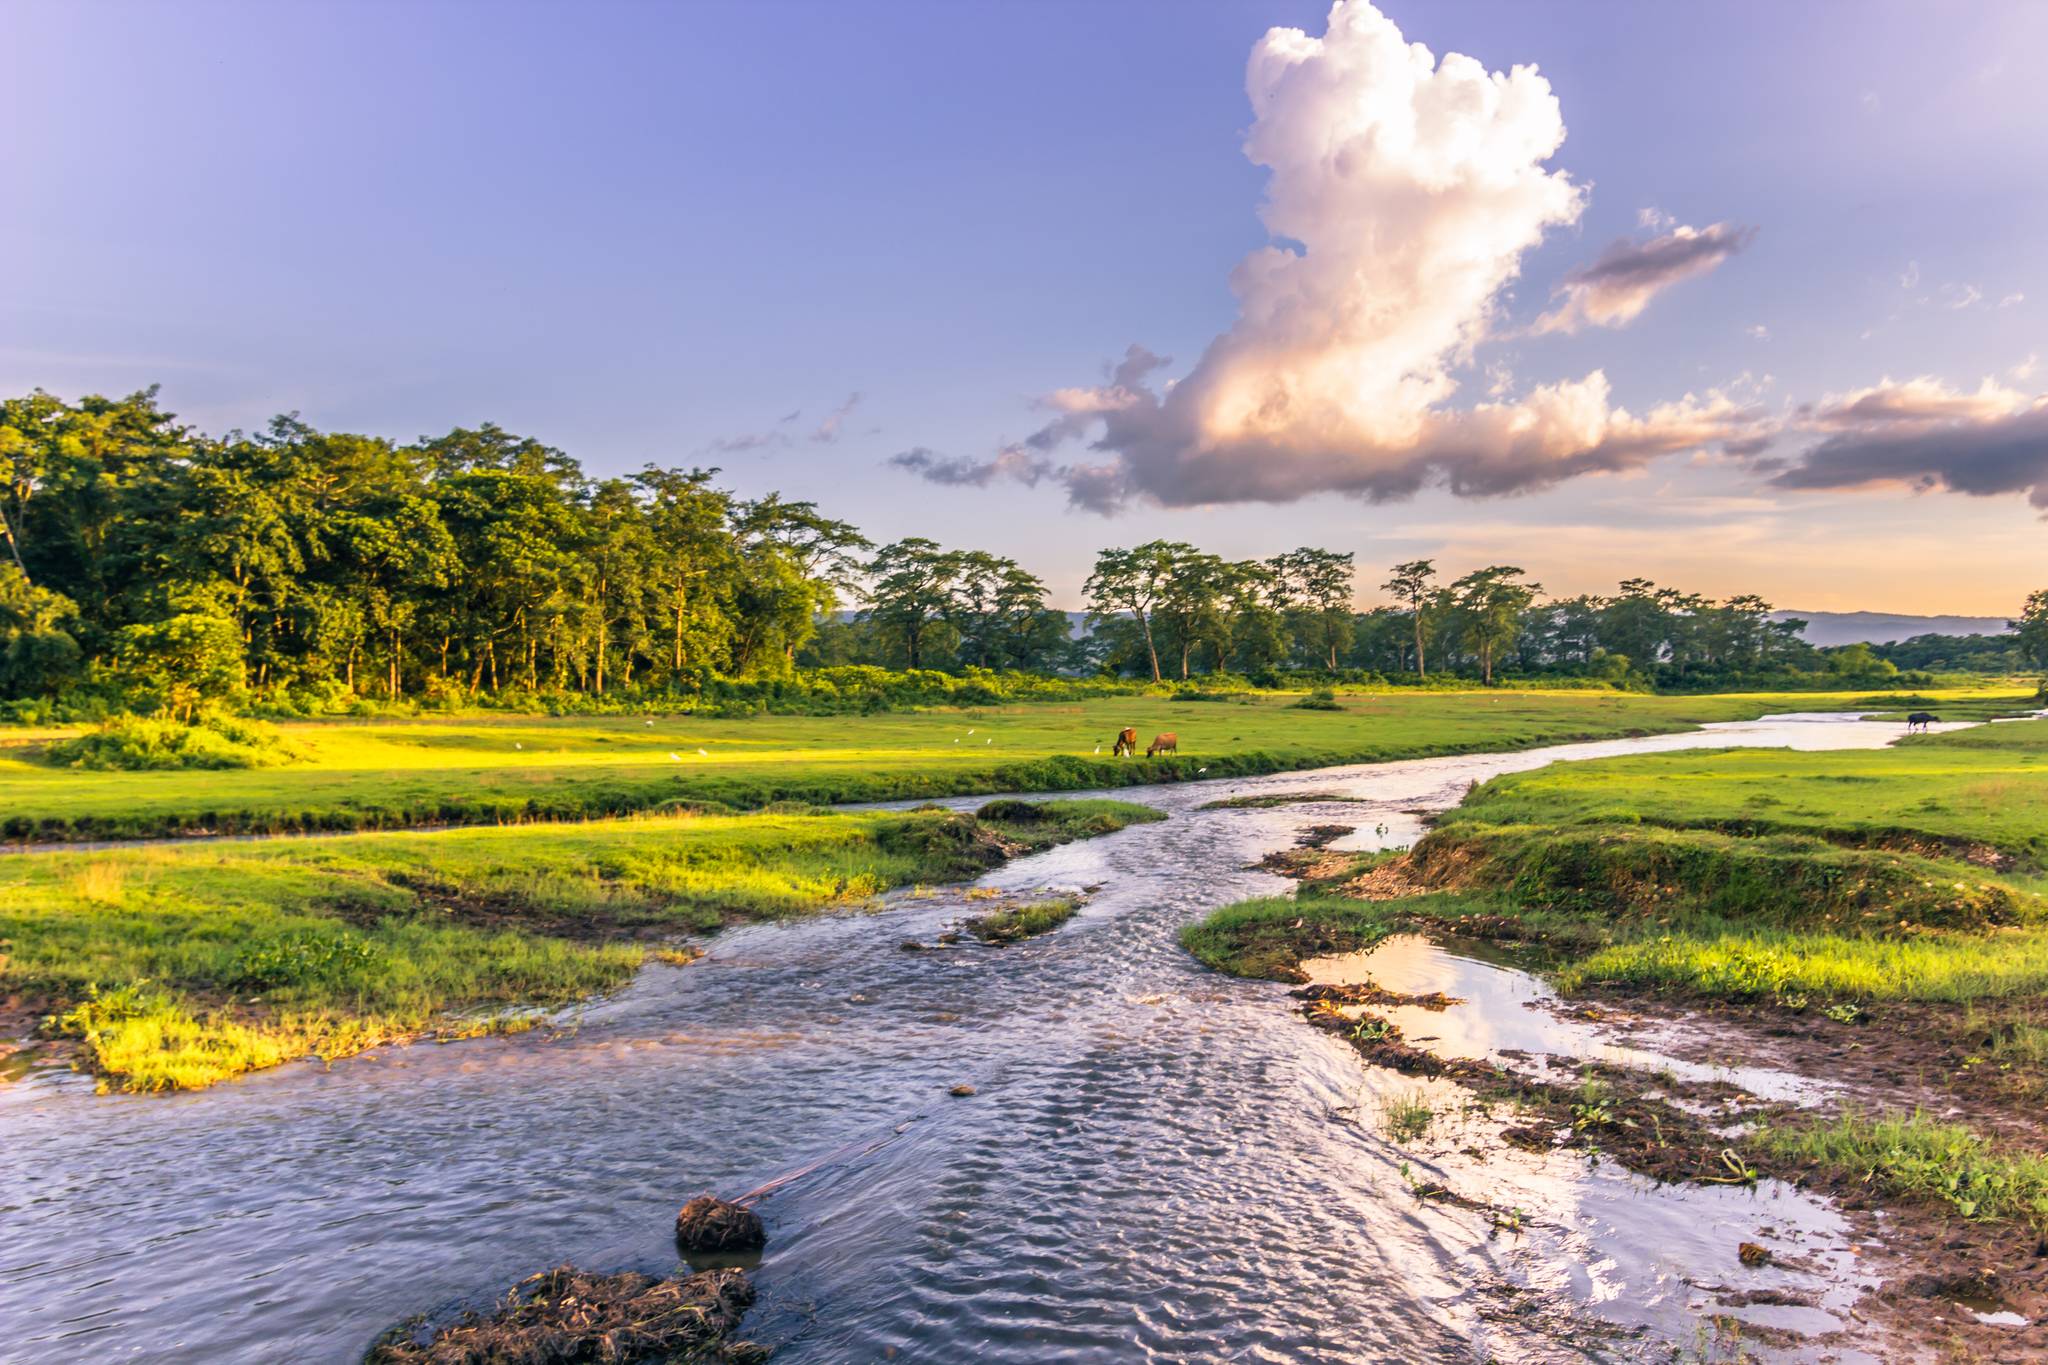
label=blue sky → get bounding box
[6,1,2045,611]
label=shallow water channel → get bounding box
[0,714,1952,1362]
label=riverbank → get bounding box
[1186,718,2048,1358]
[2,799,1160,1093]
[3,687,2027,843]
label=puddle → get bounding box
[1306,936,1886,1360]
[1305,935,1835,1105]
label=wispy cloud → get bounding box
[705,392,865,455]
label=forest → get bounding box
[3,388,2042,720]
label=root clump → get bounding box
[364,1264,756,1364]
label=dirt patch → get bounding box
[1255,847,1360,882]
[1335,858,1437,901]
[1588,992,2048,1150]
[364,1264,759,1364]
[1294,982,1459,1011]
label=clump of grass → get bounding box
[42,714,304,771]
[1196,791,1362,810]
[1753,1111,2048,1226]
[1381,1089,1435,1142]
[964,897,1080,944]
[1291,689,1345,712]
[66,860,127,905]
[1178,894,1403,981]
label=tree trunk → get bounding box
[1413,607,1426,679]
[1138,613,1161,683]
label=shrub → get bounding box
[42,714,306,771]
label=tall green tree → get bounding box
[1083,541,1188,682]
[1381,559,1437,679]
[1449,566,1541,685]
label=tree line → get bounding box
[3,389,2042,716]
[0,388,869,715]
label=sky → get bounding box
[5,0,2046,613]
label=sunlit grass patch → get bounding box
[1558,927,2048,1004]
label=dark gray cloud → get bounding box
[1774,404,2048,507]
[1535,223,1756,334]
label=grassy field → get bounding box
[4,799,1159,1092]
[1444,712,2048,867]
[2,686,2023,841]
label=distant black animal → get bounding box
[1905,710,1939,732]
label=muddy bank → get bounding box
[1237,920,2048,1360]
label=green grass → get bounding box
[1381,1090,1436,1142]
[1753,1111,2048,1226]
[3,799,1159,1092]
[1559,927,2048,1004]
[963,897,1081,944]
[0,688,1982,841]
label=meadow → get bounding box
[0,684,2020,842]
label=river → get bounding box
[0,714,1945,1362]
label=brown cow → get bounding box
[1111,727,1138,757]
[1146,732,1178,757]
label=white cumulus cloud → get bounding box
[895,0,1761,511]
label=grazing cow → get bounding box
[1906,710,1939,732]
[1146,732,1178,757]
[1111,727,1138,757]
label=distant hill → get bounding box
[1771,610,2013,647]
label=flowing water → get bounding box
[0,715,1951,1363]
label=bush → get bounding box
[42,714,306,771]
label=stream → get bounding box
[0,714,1953,1363]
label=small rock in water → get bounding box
[949,1083,977,1097]
[898,938,927,952]
[675,1196,766,1254]
[1738,1241,1773,1268]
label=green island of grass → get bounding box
[963,896,1082,944]
[4,798,1160,1093]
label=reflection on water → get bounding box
[0,714,1937,1362]
[1307,936,1835,1105]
